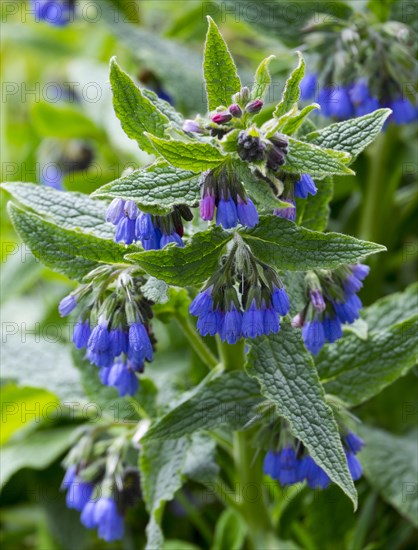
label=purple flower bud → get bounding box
[299,455,331,489]
[212,111,232,124]
[80,501,97,529]
[229,103,242,118]
[310,289,326,312]
[129,322,153,363]
[237,196,259,228]
[59,294,77,317]
[245,99,263,113]
[346,451,363,481]
[73,320,91,349]
[272,287,290,316]
[136,212,154,240]
[295,174,317,199]
[329,87,354,119]
[115,217,136,244]
[200,191,216,221]
[106,198,125,224]
[344,432,365,454]
[351,264,370,281]
[274,201,296,222]
[182,119,203,133]
[124,200,139,220]
[190,287,213,317]
[355,96,380,117]
[142,227,161,250]
[263,307,280,335]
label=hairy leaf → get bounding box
[203,17,241,111]
[281,104,320,135]
[247,325,357,507]
[241,216,385,271]
[285,137,354,177]
[274,52,305,119]
[235,161,289,211]
[251,55,275,101]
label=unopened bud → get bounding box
[229,103,242,118]
[212,111,232,124]
[245,99,263,114]
[291,313,304,328]
[182,119,202,133]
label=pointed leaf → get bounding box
[281,104,320,135]
[203,17,241,111]
[285,137,354,177]
[251,55,275,101]
[273,52,305,119]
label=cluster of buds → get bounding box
[61,426,141,542]
[106,199,192,249]
[59,267,156,396]
[292,264,370,355]
[189,239,290,343]
[200,164,259,229]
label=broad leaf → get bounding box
[140,437,190,550]
[141,88,184,128]
[235,161,290,211]
[306,109,391,158]
[8,203,134,280]
[316,316,418,406]
[110,58,169,154]
[126,226,231,286]
[146,135,226,172]
[92,162,200,214]
[2,182,114,239]
[247,325,357,507]
[251,55,275,101]
[273,52,305,119]
[359,426,418,527]
[144,371,262,441]
[183,433,220,485]
[241,216,385,271]
[31,102,101,139]
[281,104,320,135]
[203,17,241,111]
[285,137,354,177]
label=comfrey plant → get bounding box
[298,8,417,123]
[31,0,75,26]
[5,18,417,549]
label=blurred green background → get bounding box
[1,1,417,548]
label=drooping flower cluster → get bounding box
[273,173,318,222]
[59,268,155,396]
[62,427,141,542]
[301,74,416,124]
[190,241,290,343]
[106,199,192,249]
[293,264,370,355]
[264,429,364,489]
[31,0,75,26]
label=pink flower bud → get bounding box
[245,99,263,114]
[229,103,242,118]
[291,313,304,328]
[212,112,232,124]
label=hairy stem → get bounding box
[175,314,219,369]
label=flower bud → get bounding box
[212,111,232,124]
[245,99,263,114]
[182,119,202,133]
[229,103,242,118]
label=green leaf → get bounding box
[140,437,190,550]
[235,161,290,211]
[281,104,320,135]
[359,426,418,527]
[361,282,418,333]
[203,17,241,111]
[241,215,385,271]
[146,135,226,172]
[316,315,418,406]
[251,55,275,101]
[1,426,81,488]
[273,52,304,119]
[306,109,391,158]
[126,226,231,287]
[299,176,333,231]
[8,203,134,281]
[247,325,357,507]
[109,58,169,155]
[285,137,354,176]
[144,371,262,442]
[142,89,184,128]
[2,182,113,239]
[92,162,200,214]
[213,509,247,550]
[141,277,169,304]
[31,102,101,139]
[183,433,220,485]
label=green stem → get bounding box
[216,337,245,371]
[175,490,213,545]
[175,314,219,369]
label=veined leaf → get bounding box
[126,226,232,286]
[92,163,200,214]
[306,109,391,158]
[110,58,169,154]
[285,137,354,177]
[141,88,184,128]
[247,325,357,507]
[241,216,385,271]
[251,55,275,101]
[204,17,241,111]
[281,104,320,135]
[273,52,304,119]
[235,161,290,211]
[146,135,226,172]
[316,315,418,406]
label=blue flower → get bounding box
[329,87,354,119]
[221,305,242,344]
[109,328,129,356]
[264,448,304,486]
[310,289,326,312]
[65,479,94,511]
[190,287,213,317]
[59,294,77,317]
[391,97,416,125]
[346,452,363,481]
[124,200,139,220]
[142,227,162,250]
[135,212,154,240]
[333,294,362,324]
[351,263,370,280]
[349,79,369,104]
[317,88,333,117]
[80,500,98,529]
[196,311,218,336]
[344,431,364,454]
[73,320,91,349]
[115,217,136,245]
[87,323,113,368]
[93,497,124,542]
[322,316,342,343]
[32,0,75,26]
[42,163,63,190]
[237,197,259,228]
[355,96,380,116]
[106,198,125,224]
[294,174,317,199]
[128,322,153,364]
[263,307,280,335]
[302,319,325,355]
[108,361,139,397]
[299,456,331,489]
[273,200,296,222]
[216,194,238,229]
[61,465,76,489]
[299,73,317,101]
[242,300,264,338]
[271,286,290,316]
[160,231,184,248]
